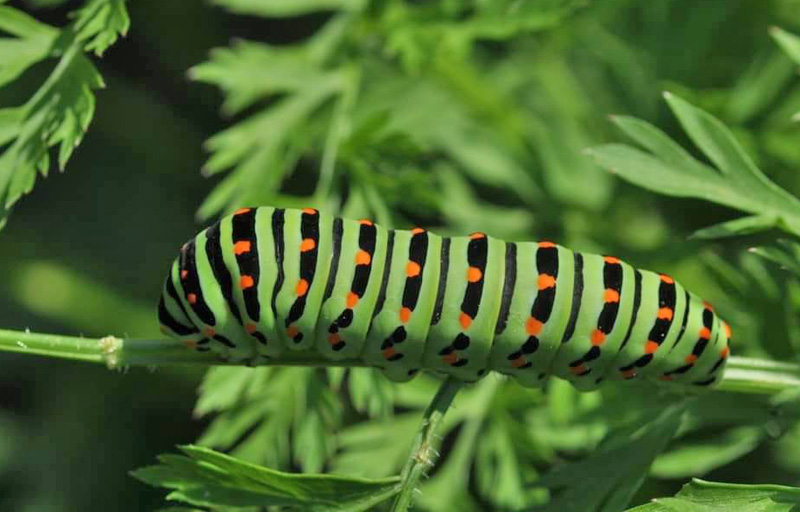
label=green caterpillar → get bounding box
[158,207,731,390]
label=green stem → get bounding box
[391,377,464,512]
[0,329,798,394]
[0,329,368,369]
[715,356,800,394]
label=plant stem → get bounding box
[715,356,800,394]
[390,377,464,512]
[0,329,368,369]
[0,329,798,394]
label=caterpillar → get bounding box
[158,207,731,390]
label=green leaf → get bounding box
[650,427,763,479]
[209,0,367,18]
[70,0,129,56]
[771,26,800,65]
[627,479,800,512]
[536,402,685,512]
[0,0,128,230]
[132,445,401,511]
[194,367,269,417]
[0,6,58,87]
[588,94,800,238]
[196,79,340,220]
[190,40,331,115]
[750,240,800,278]
[690,215,779,240]
[0,45,103,226]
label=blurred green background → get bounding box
[1,0,800,511]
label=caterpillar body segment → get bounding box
[159,207,731,389]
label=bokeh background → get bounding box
[1,0,800,511]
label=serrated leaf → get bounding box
[190,40,330,115]
[196,74,341,220]
[133,445,401,511]
[0,0,128,230]
[71,0,130,56]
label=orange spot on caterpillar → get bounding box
[621,369,637,379]
[180,270,188,280]
[660,274,675,284]
[442,352,459,365]
[204,327,215,337]
[460,312,473,329]
[411,227,425,235]
[287,326,299,338]
[526,317,543,336]
[302,207,318,215]
[234,241,251,255]
[511,356,528,368]
[240,275,255,289]
[657,307,674,321]
[723,322,732,339]
[604,256,621,265]
[399,307,412,323]
[328,332,341,345]
[347,292,359,308]
[185,340,197,350]
[591,329,606,346]
[699,327,711,339]
[467,266,483,282]
[383,347,397,359]
[300,238,316,252]
[245,323,258,334]
[538,274,556,290]
[569,364,588,375]
[703,301,714,311]
[234,208,251,216]
[720,346,730,358]
[685,354,698,364]
[358,219,373,226]
[538,241,556,248]
[406,261,421,277]
[645,340,659,354]
[296,279,309,296]
[187,293,197,304]
[356,250,372,265]
[469,232,486,240]
[604,289,620,303]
